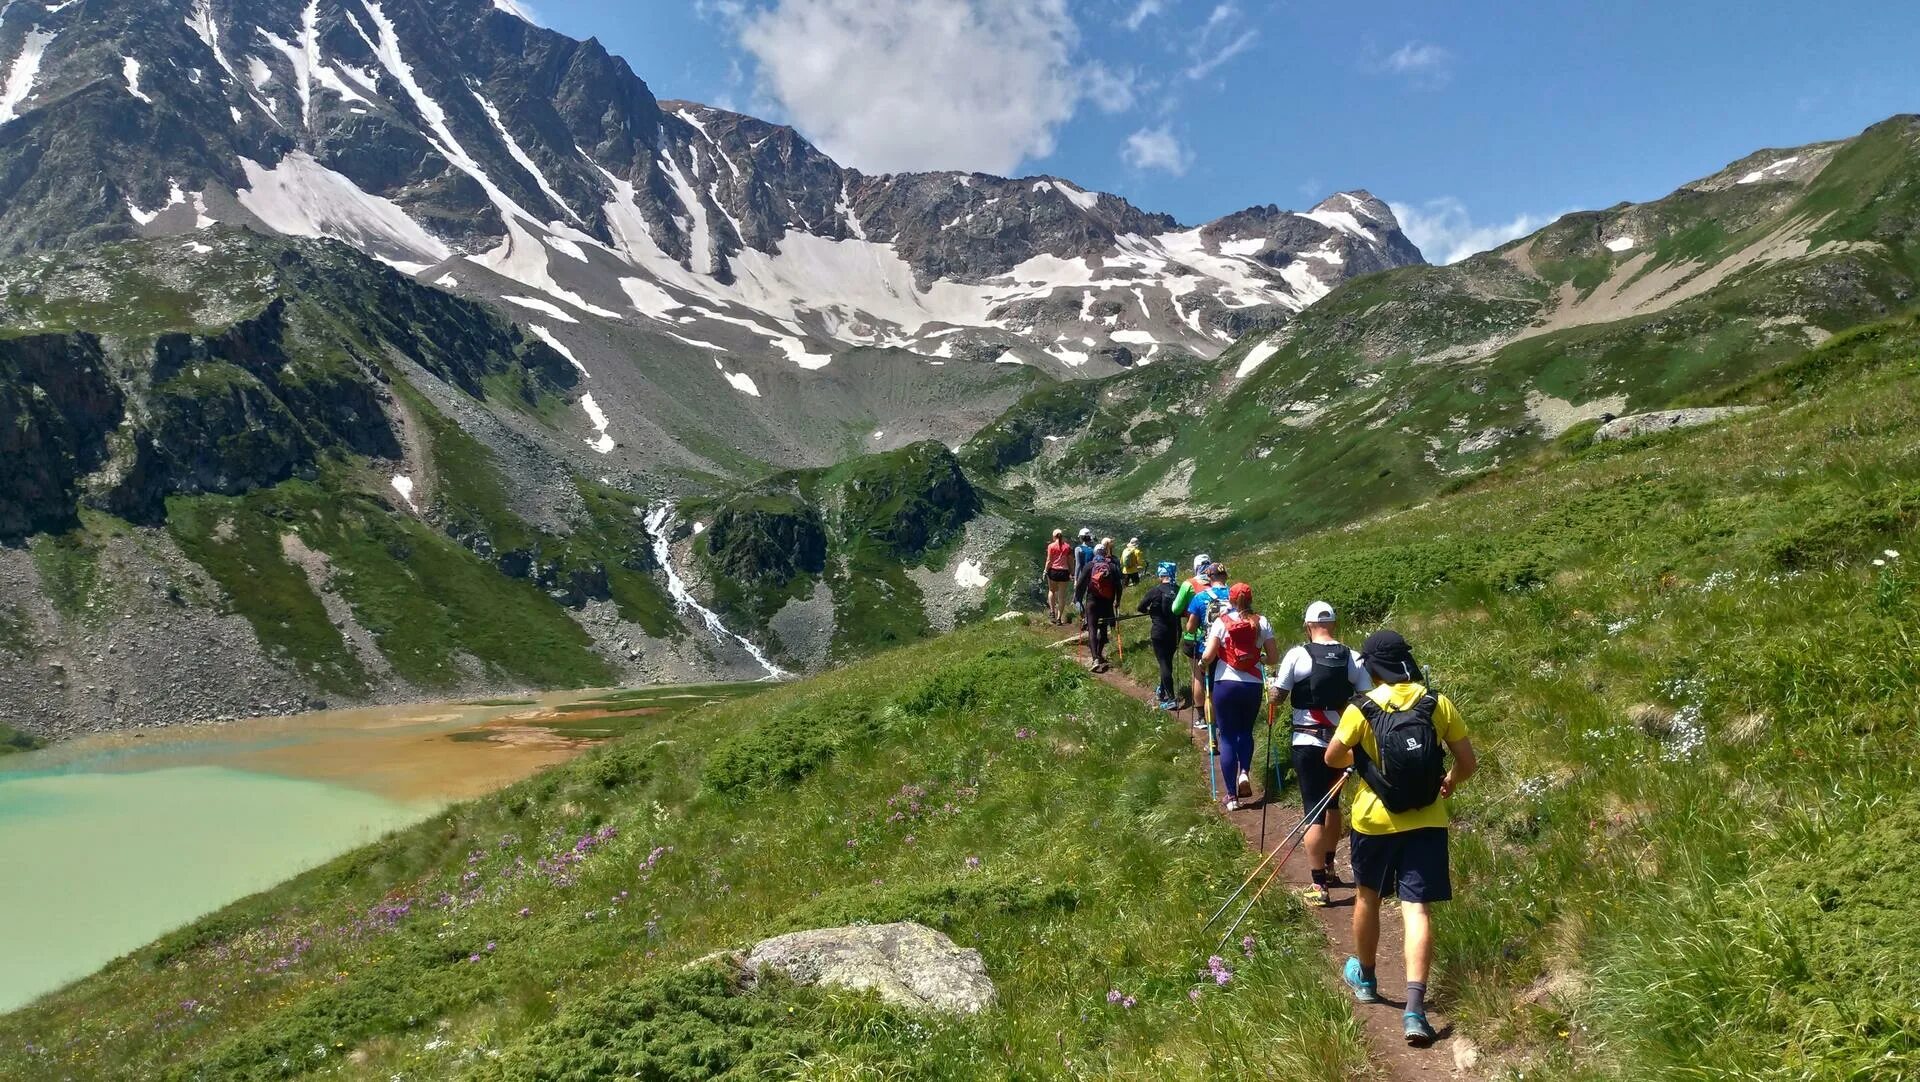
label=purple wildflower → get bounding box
[468,953,481,963]
[1122,996,1137,1009]
[517,907,531,918]
[965,855,981,869]
[1107,989,1122,1004]
[1189,988,1202,1003]
[1241,935,1256,958]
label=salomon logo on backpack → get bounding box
[1090,558,1118,600]
[1352,693,1446,813]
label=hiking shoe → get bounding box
[1323,867,1346,889]
[1342,957,1381,1004]
[1225,798,1240,812]
[1236,771,1254,799]
[1403,1011,1438,1047]
[1192,717,1209,729]
[1300,882,1329,907]
[1157,699,1177,711]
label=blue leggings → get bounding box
[1211,679,1263,797]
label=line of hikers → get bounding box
[1042,535,1479,1048]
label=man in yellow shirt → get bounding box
[1324,629,1477,1048]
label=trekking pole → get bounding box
[1218,770,1352,948]
[1202,793,1321,930]
[1259,692,1276,851]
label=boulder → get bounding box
[1594,407,1756,443]
[741,921,995,1014]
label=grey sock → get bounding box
[1406,981,1427,1015]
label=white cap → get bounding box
[1192,553,1211,573]
[1304,601,1336,623]
[1079,527,1093,539]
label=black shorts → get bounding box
[1124,572,1141,586]
[1291,744,1341,818]
[1184,639,1203,661]
[1047,568,1070,582]
[1350,827,1451,903]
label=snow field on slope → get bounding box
[237,153,450,264]
[0,26,54,125]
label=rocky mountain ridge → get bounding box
[0,0,1424,389]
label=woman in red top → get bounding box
[1044,529,1074,625]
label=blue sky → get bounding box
[520,0,1919,262]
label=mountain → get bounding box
[0,0,1422,408]
[973,115,1920,546]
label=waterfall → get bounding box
[642,503,789,680]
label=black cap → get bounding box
[1360,629,1424,684]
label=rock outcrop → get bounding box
[1594,407,1757,443]
[740,922,995,1015]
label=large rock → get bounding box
[742,922,995,1014]
[1594,407,1757,443]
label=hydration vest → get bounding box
[1290,643,1356,731]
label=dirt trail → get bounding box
[1053,623,1475,1080]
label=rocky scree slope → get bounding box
[968,115,1920,547]
[0,232,807,740]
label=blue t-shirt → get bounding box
[1186,585,1231,628]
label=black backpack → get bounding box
[1351,692,1446,813]
[1290,643,1355,722]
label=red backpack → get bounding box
[1089,557,1118,600]
[1218,613,1263,674]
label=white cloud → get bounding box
[1083,61,1136,113]
[1183,4,1258,80]
[1381,40,1453,88]
[1389,197,1551,264]
[1123,0,1162,30]
[733,0,1080,175]
[1121,124,1191,175]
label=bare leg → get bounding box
[1352,886,1381,969]
[1305,820,1327,870]
[1402,901,1432,984]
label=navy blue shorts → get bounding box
[1350,827,1451,903]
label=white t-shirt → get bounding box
[1204,614,1275,684]
[1270,643,1373,747]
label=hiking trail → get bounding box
[1043,618,1479,1080]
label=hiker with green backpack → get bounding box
[1199,582,1278,812]
[1323,629,1478,1048]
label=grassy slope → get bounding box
[1104,309,1920,1078]
[980,117,1920,555]
[0,626,1366,1080]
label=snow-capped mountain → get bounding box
[0,0,1423,386]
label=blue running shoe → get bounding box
[1404,1011,1437,1047]
[1342,957,1380,1004]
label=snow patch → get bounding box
[545,235,589,262]
[528,324,589,376]
[390,474,417,511]
[183,240,213,255]
[501,295,578,323]
[1737,156,1800,185]
[721,368,760,396]
[579,393,614,453]
[434,274,458,288]
[247,54,272,90]
[1234,339,1280,379]
[237,152,449,265]
[128,180,187,225]
[953,560,989,589]
[0,26,54,125]
[619,277,681,319]
[121,55,151,103]
[1050,180,1099,212]
[186,0,235,79]
[1604,236,1635,253]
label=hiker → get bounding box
[1071,528,1097,617]
[1183,562,1233,728]
[1043,529,1074,625]
[1170,555,1211,716]
[1323,629,1477,1048]
[1269,601,1372,907]
[1078,538,1123,671]
[1135,561,1184,709]
[1199,582,1278,811]
[1120,537,1145,587]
